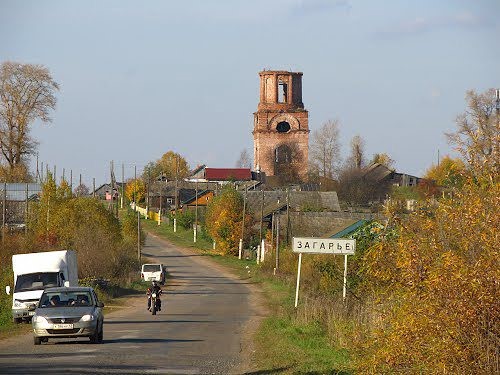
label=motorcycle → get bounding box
[150,292,161,315]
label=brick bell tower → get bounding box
[253,70,309,182]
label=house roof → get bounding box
[205,168,252,181]
[181,190,212,205]
[363,163,394,182]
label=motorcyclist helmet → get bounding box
[152,281,158,287]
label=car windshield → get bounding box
[39,291,92,308]
[143,264,161,272]
[15,272,59,293]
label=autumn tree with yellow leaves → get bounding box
[354,89,499,374]
[205,186,253,255]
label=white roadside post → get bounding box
[158,209,161,226]
[256,245,261,264]
[261,239,265,262]
[293,237,356,308]
[238,239,243,260]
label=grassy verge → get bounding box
[141,217,353,374]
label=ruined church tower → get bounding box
[253,70,309,182]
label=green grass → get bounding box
[140,217,213,251]
[140,217,353,374]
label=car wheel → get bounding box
[34,337,42,345]
[90,324,100,344]
[98,323,103,343]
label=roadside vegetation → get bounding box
[140,88,499,374]
[0,173,144,332]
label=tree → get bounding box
[424,155,466,189]
[309,119,341,178]
[125,178,145,204]
[235,149,252,168]
[155,151,190,181]
[74,183,90,197]
[447,89,499,183]
[370,153,395,169]
[205,186,253,255]
[347,135,366,169]
[0,62,59,181]
[356,89,499,374]
[262,141,304,184]
[336,167,390,206]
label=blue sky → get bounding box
[0,0,498,185]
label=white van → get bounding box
[141,264,166,285]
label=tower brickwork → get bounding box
[253,70,309,181]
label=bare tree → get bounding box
[0,62,59,180]
[309,119,341,179]
[235,149,252,168]
[74,183,90,197]
[447,89,499,183]
[347,134,366,169]
[262,141,303,184]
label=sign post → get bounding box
[293,237,356,308]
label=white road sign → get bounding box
[292,237,355,255]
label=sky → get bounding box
[0,0,498,186]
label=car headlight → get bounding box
[13,300,26,308]
[80,314,95,322]
[32,315,48,324]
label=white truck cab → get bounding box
[6,250,78,323]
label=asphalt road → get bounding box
[0,233,257,375]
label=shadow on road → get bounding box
[103,338,203,344]
[142,252,205,259]
[106,320,219,324]
[0,364,202,374]
[165,291,248,295]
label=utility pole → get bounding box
[239,186,247,259]
[121,163,124,209]
[25,183,28,235]
[146,168,150,218]
[275,214,280,272]
[174,156,179,233]
[134,165,137,211]
[158,178,162,226]
[70,170,73,194]
[2,182,6,244]
[259,189,265,244]
[286,188,290,245]
[194,179,198,243]
[93,178,96,198]
[137,210,141,262]
[36,154,40,183]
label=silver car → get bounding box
[32,286,104,345]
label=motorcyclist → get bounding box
[147,281,162,311]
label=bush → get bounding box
[177,210,195,230]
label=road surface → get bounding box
[0,233,260,374]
